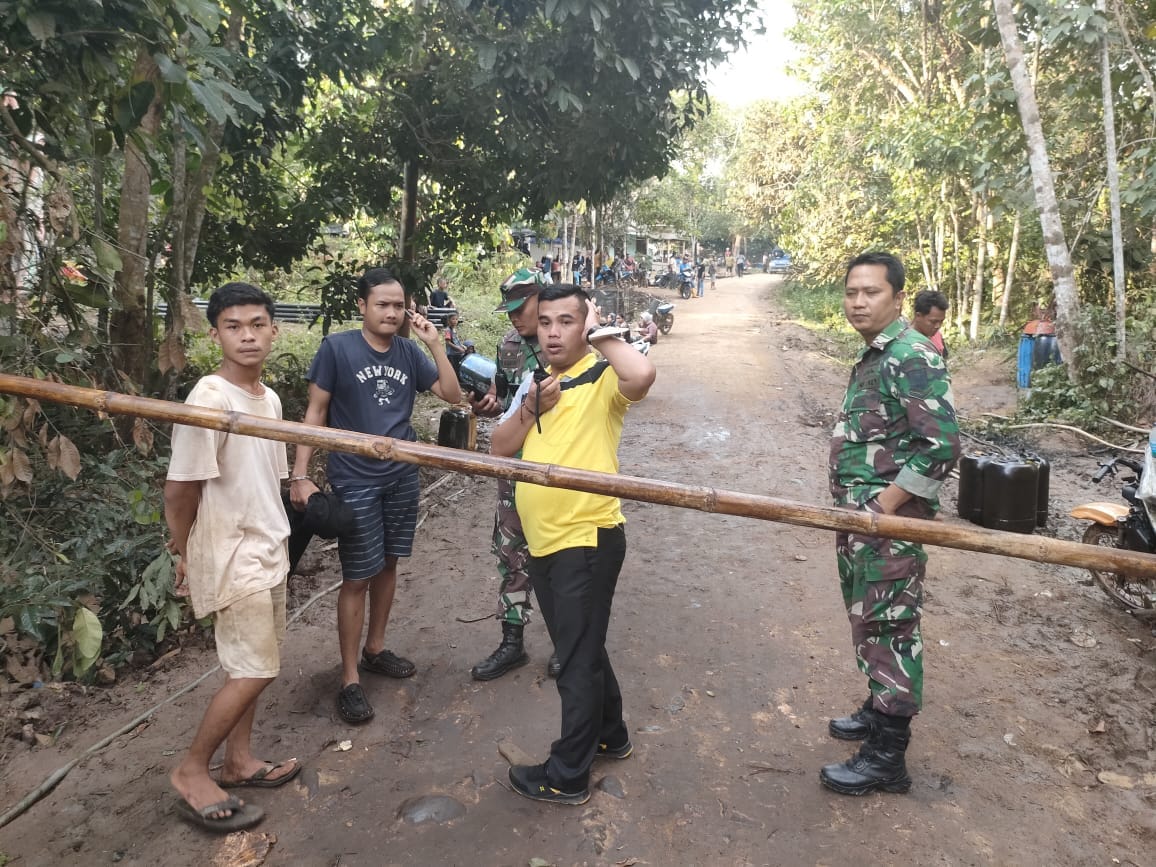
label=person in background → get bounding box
[639,311,658,345]
[429,277,455,310]
[911,289,950,360]
[471,269,561,681]
[696,258,706,297]
[443,311,474,372]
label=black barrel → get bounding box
[1026,454,1050,528]
[437,407,475,450]
[957,452,994,524]
[980,457,1039,534]
[1032,334,1061,370]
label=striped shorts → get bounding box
[332,473,421,581]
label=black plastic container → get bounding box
[980,457,1039,534]
[437,407,475,450]
[957,452,994,523]
[1026,453,1050,528]
[1032,334,1061,370]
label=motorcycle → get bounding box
[677,271,693,299]
[1070,455,1156,612]
[649,299,674,335]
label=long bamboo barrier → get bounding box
[2,372,1155,578]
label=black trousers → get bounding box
[529,524,629,789]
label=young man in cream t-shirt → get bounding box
[164,282,301,832]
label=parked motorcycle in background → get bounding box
[649,299,674,335]
[1070,454,1156,612]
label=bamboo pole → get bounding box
[3,373,1156,579]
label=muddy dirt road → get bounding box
[3,273,1155,866]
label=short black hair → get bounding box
[538,283,590,310]
[206,282,274,327]
[913,289,949,315]
[845,252,905,295]
[357,267,402,300]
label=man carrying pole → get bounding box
[822,252,960,796]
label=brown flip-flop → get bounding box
[219,758,301,789]
[175,795,264,833]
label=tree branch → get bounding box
[0,105,60,180]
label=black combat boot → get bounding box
[828,696,873,740]
[471,622,529,681]
[819,711,912,796]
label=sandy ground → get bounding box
[2,272,1155,866]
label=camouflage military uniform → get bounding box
[492,327,541,625]
[829,318,960,717]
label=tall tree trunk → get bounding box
[110,48,164,390]
[970,196,987,342]
[916,218,935,291]
[950,206,965,333]
[1099,0,1126,359]
[992,0,1080,374]
[999,212,1021,328]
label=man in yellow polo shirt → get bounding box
[492,284,656,805]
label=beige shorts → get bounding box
[214,582,286,679]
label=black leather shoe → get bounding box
[820,712,912,796]
[546,653,561,679]
[471,623,529,681]
[828,696,873,740]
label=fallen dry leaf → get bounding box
[1088,719,1107,734]
[1097,770,1135,790]
[210,830,276,867]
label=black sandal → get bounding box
[337,683,375,724]
[360,648,416,679]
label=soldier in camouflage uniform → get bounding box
[821,252,960,796]
[471,269,560,681]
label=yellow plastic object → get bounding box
[1069,502,1129,526]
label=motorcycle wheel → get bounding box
[1082,524,1156,611]
[679,283,692,300]
[658,315,673,334]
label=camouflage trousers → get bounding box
[835,524,926,718]
[492,478,533,626]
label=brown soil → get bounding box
[2,273,1155,866]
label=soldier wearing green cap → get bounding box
[821,251,960,796]
[471,268,560,681]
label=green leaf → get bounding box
[72,607,102,673]
[93,129,113,157]
[621,57,640,80]
[477,43,497,72]
[544,0,559,19]
[188,79,231,125]
[173,0,224,33]
[24,11,56,43]
[153,53,188,85]
[93,237,123,277]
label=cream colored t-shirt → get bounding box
[167,375,290,618]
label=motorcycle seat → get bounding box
[1070,502,1129,525]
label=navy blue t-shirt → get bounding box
[306,329,439,485]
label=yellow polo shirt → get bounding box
[515,352,633,556]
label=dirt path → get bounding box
[3,274,1155,865]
